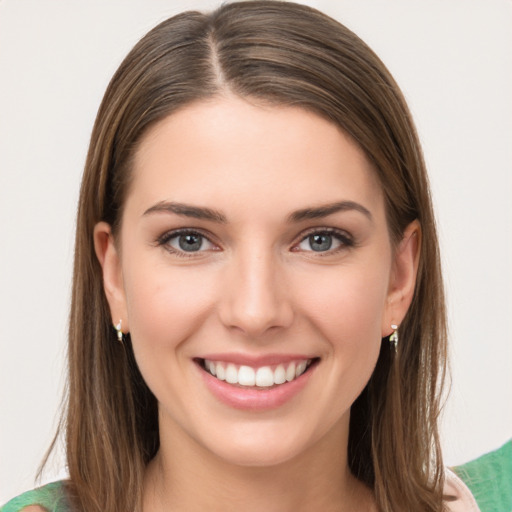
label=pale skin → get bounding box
[94,96,420,512]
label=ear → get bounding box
[93,221,129,333]
[382,220,421,337]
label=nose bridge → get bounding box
[219,244,293,337]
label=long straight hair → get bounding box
[46,2,448,511]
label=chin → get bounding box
[211,438,307,468]
[196,416,333,469]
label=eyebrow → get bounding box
[143,201,227,223]
[288,201,373,223]
[142,199,372,224]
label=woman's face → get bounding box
[96,96,418,467]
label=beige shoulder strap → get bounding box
[443,468,480,512]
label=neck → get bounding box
[143,414,375,512]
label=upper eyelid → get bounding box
[295,226,353,241]
[157,227,216,244]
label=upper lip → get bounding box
[195,353,318,367]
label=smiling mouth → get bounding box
[197,358,318,389]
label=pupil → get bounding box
[310,234,332,252]
[179,234,202,251]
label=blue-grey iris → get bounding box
[309,234,332,252]
[179,234,203,251]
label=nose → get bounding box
[218,248,294,338]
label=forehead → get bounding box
[128,96,384,220]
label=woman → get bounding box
[1,2,481,511]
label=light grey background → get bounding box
[1,0,511,503]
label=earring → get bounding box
[114,320,124,344]
[390,323,399,352]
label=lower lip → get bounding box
[197,361,317,411]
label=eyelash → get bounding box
[156,227,355,258]
[292,227,355,255]
[156,228,218,258]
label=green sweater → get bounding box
[453,440,512,512]
[1,481,69,512]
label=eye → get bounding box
[295,229,353,253]
[158,230,217,255]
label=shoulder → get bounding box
[0,481,70,512]
[453,440,512,512]
[444,469,480,511]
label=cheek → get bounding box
[292,260,389,399]
[293,263,390,346]
[122,260,217,360]
[292,264,389,414]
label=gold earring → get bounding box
[390,323,399,352]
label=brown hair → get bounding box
[46,2,448,511]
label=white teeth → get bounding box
[203,359,313,388]
[255,367,274,387]
[215,363,226,381]
[226,364,238,384]
[238,365,256,386]
[286,362,296,382]
[274,364,286,385]
[296,361,307,378]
